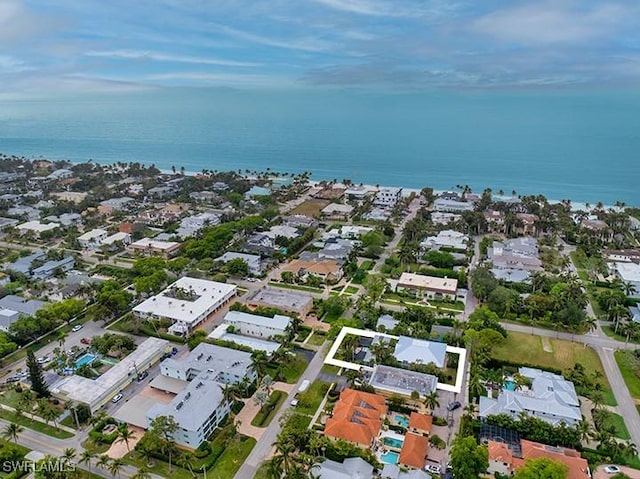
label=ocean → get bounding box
[0,88,638,205]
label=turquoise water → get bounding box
[1,88,639,204]
[384,437,405,449]
[395,414,410,428]
[504,380,516,391]
[75,353,97,368]
[381,451,400,465]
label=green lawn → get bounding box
[207,436,256,479]
[0,389,25,409]
[607,412,631,440]
[614,350,640,399]
[0,409,74,439]
[296,381,330,416]
[321,364,341,375]
[251,390,286,427]
[491,331,616,406]
[306,332,326,347]
[278,353,309,384]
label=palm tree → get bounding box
[62,448,76,464]
[108,458,124,478]
[422,391,440,413]
[590,390,604,410]
[79,450,97,473]
[58,330,68,350]
[97,454,111,471]
[261,374,274,395]
[254,391,269,411]
[576,419,593,443]
[272,434,296,477]
[116,424,136,452]
[131,467,152,479]
[2,423,23,443]
[250,350,269,381]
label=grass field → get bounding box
[296,381,330,416]
[0,409,74,439]
[289,199,330,217]
[608,412,632,440]
[491,331,616,406]
[614,350,640,399]
[306,331,326,347]
[269,281,323,293]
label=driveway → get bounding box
[593,465,640,479]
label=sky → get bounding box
[1,0,640,93]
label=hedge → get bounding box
[89,418,119,444]
[485,358,563,376]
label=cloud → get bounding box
[85,50,261,67]
[472,2,634,45]
[208,23,336,52]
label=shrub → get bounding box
[430,434,446,449]
[88,418,119,444]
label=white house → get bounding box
[77,229,109,249]
[221,310,291,339]
[17,221,60,236]
[421,230,468,251]
[373,187,403,208]
[215,252,263,275]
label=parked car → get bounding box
[36,356,50,364]
[111,393,123,403]
[425,464,441,474]
[4,376,19,384]
[171,347,178,356]
[137,371,149,381]
[71,324,83,332]
[604,465,621,474]
[447,401,462,411]
[81,337,91,345]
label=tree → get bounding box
[364,275,388,302]
[423,391,440,413]
[254,390,269,410]
[2,422,22,443]
[26,349,50,397]
[322,295,350,318]
[449,435,488,479]
[131,467,152,479]
[116,423,136,452]
[250,350,270,381]
[79,450,97,474]
[226,258,249,276]
[97,454,111,470]
[109,458,125,478]
[513,457,568,479]
[149,415,179,472]
[261,374,274,395]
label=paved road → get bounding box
[234,344,328,479]
[598,347,640,448]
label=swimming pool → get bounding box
[395,414,409,428]
[75,353,97,368]
[383,437,404,449]
[381,451,400,465]
[504,380,516,391]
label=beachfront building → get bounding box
[321,203,354,220]
[51,337,170,413]
[147,343,256,448]
[433,198,474,213]
[324,389,387,447]
[373,187,403,208]
[215,252,263,275]
[479,367,581,426]
[132,277,237,336]
[77,229,109,249]
[396,272,458,301]
[128,238,182,258]
[245,288,313,317]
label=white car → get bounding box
[111,393,123,403]
[36,357,50,364]
[71,325,83,332]
[425,464,441,474]
[604,465,621,474]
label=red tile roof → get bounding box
[324,389,387,446]
[408,412,433,433]
[399,433,429,469]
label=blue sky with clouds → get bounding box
[1,0,639,92]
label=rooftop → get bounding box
[224,310,292,331]
[246,287,312,311]
[399,433,429,469]
[369,364,438,396]
[133,277,237,325]
[161,342,253,379]
[130,238,180,251]
[393,336,447,367]
[397,273,458,294]
[324,388,387,446]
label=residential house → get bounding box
[280,258,343,283]
[345,185,376,201]
[479,367,581,426]
[176,212,221,238]
[215,252,263,275]
[363,208,391,221]
[244,233,276,255]
[433,198,474,213]
[78,229,109,249]
[612,262,640,297]
[399,433,429,470]
[219,310,291,339]
[516,213,538,236]
[282,215,318,229]
[324,389,388,447]
[129,238,181,258]
[43,213,82,227]
[396,273,458,301]
[431,212,461,225]
[340,225,373,239]
[102,232,132,247]
[265,225,301,240]
[393,336,447,367]
[488,237,543,282]
[320,203,353,220]
[17,221,60,237]
[31,257,74,280]
[376,314,399,332]
[0,295,47,331]
[603,249,640,263]
[484,210,506,233]
[245,288,313,317]
[488,439,590,479]
[313,186,346,200]
[244,186,271,198]
[408,412,433,437]
[420,230,468,251]
[310,457,374,479]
